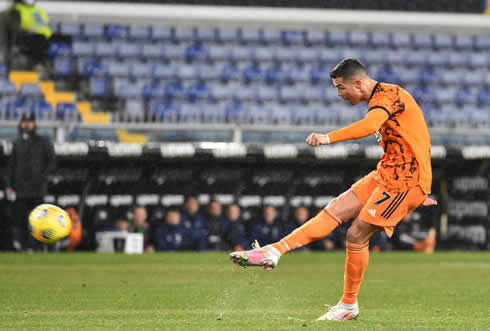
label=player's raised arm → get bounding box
[306,107,389,146]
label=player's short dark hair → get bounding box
[330,58,368,80]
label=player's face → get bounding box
[332,77,362,105]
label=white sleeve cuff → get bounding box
[325,134,330,145]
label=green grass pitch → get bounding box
[0,252,489,330]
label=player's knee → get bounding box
[325,198,343,221]
[346,225,364,244]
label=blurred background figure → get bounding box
[114,218,130,232]
[156,207,193,251]
[6,113,55,251]
[391,211,437,254]
[180,194,207,250]
[250,205,285,246]
[204,199,224,250]
[131,205,154,252]
[4,0,52,71]
[221,203,247,251]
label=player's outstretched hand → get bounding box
[422,197,437,206]
[306,133,329,146]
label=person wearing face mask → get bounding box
[4,0,52,70]
[6,113,55,251]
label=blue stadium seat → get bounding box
[32,101,54,120]
[475,35,490,50]
[391,32,411,48]
[241,28,261,43]
[221,64,241,82]
[262,28,282,44]
[301,86,323,103]
[397,68,420,85]
[296,48,319,64]
[267,105,289,125]
[117,42,141,58]
[142,43,164,59]
[404,51,427,67]
[439,69,462,85]
[234,86,256,102]
[226,102,248,123]
[288,65,311,83]
[318,48,343,64]
[211,84,234,101]
[187,82,211,101]
[60,23,81,36]
[8,99,32,120]
[283,30,304,45]
[79,58,106,77]
[462,70,486,86]
[72,41,94,57]
[478,89,490,106]
[196,27,217,42]
[125,99,145,121]
[128,25,150,40]
[114,82,144,99]
[219,27,239,43]
[446,51,467,67]
[364,48,389,65]
[413,86,436,104]
[186,43,209,62]
[243,64,263,83]
[201,103,227,123]
[456,87,478,105]
[434,34,453,49]
[291,104,315,126]
[130,62,152,78]
[412,33,433,49]
[153,64,176,80]
[426,50,447,67]
[177,65,199,81]
[315,104,338,125]
[341,47,362,61]
[264,65,289,84]
[311,66,331,84]
[90,78,109,97]
[150,101,179,122]
[151,26,173,40]
[371,31,390,47]
[179,103,202,123]
[199,64,222,81]
[56,103,79,121]
[0,80,18,96]
[385,50,404,65]
[230,46,251,62]
[420,68,441,85]
[305,30,325,45]
[279,86,302,103]
[324,87,338,103]
[106,60,130,77]
[0,63,6,78]
[252,47,274,62]
[174,26,195,42]
[256,85,277,101]
[432,88,457,104]
[95,42,117,57]
[376,66,401,84]
[454,34,474,50]
[20,83,43,99]
[165,44,187,60]
[48,42,71,57]
[83,24,105,38]
[208,45,230,61]
[143,83,166,99]
[327,30,348,45]
[468,52,488,68]
[166,81,186,100]
[106,25,128,39]
[273,47,296,62]
[349,31,369,46]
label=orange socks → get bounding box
[341,242,370,305]
[271,209,342,255]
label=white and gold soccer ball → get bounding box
[29,204,72,244]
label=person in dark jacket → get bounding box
[156,207,193,251]
[180,194,207,251]
[204,199,225,250]
[221,203,248,251]
[250,205,285,246]
[6,113,55,250]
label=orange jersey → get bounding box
[368,82,432,194]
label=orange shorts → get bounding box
[350,171,427,237]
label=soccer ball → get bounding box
[29,204,72,244]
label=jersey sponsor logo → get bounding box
[368,209,376,217]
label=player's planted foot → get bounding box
[230,241,281,271]
[316,301,359,321]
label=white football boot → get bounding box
[316,301,359,321]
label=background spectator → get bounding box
[250,205,284,245]
[390,211,437,253]
[221,203,248,251]
[180,194,207,250]
[4,0,52,71]
[131,205,154,252]
[6,113,55,251]
[156,207,193,251]
[205,199,225,250]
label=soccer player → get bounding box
[230,59,437,321]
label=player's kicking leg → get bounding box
[230,190,362,270]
